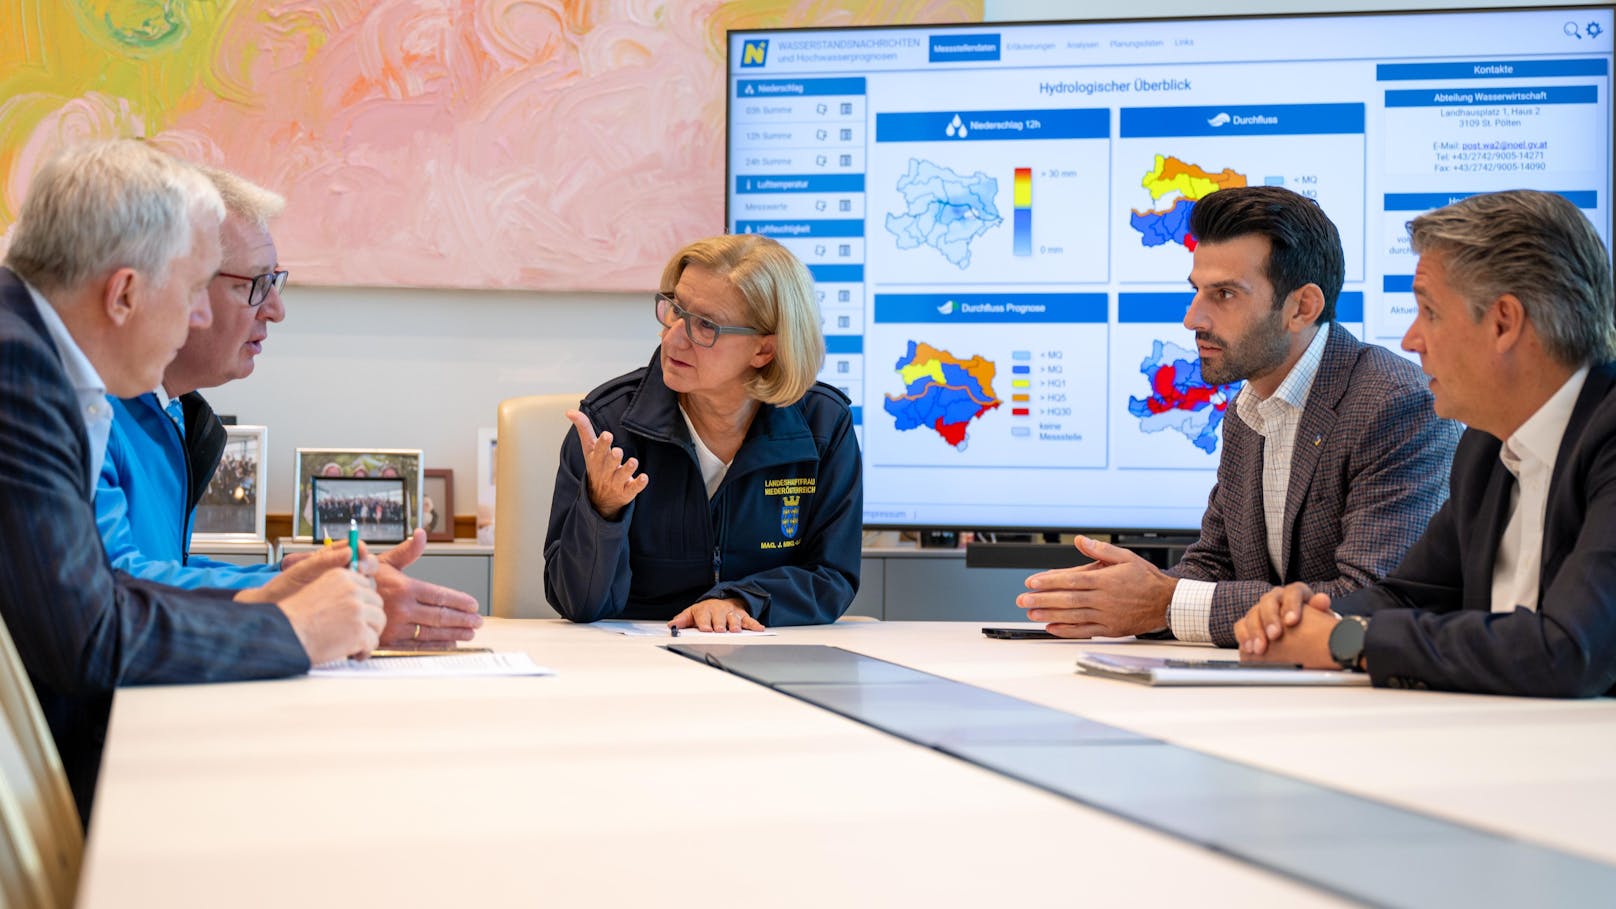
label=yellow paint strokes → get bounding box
[1,0,986,290]
[0,0,230,222]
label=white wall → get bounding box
[219,0,1606,518]
[205,286,660,517]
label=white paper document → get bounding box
[311,651,554,678]
[1074,651,1370,687]
[595,620,777,639]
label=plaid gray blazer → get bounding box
[1169,325,1462,646]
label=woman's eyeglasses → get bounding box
[654,292,761,348]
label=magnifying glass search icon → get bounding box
[1565,21,1583,38]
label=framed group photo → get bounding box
[192,425,268,543]
[291,448,423,540]
[311,476,409,544]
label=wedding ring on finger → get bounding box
[413,623,422,640]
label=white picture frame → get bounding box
[191,424,268,543]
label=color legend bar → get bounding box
[1012,167,1032,256]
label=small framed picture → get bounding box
[422,468,455,542]
[311,476,409,544]
[292,448,423,540]
[192,425,267,543]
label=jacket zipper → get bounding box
[711,485,725,585]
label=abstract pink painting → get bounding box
[0,1,980,291]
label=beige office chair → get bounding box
[0,616,81,908]
[492,393,583,618]
[0,780,53,909]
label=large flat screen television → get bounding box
[726,6,1614,533]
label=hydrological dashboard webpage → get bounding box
[726,8,1615,531]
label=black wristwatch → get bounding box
[1328,615,1370,671]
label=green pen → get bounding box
[348,518,359,571]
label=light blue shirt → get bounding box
[25,280,110,492]
[95,391,280,590]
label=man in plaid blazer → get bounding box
[1019,186,1461,647]
[0,141,385,822]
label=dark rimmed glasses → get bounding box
[654,292,762,348]
[216,269,289,307]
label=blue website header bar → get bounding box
[734,220,863,238]
[736,78,866,98]
[1384,190,1597,211]
[1377,59,1609,80]
[808,265,864,283]
[874,293,1107,324]
[1336,292,1364,323]
[1119,292,1363,322]
[877,108,1108,142]
[929,33,1000,62]
[1117,293,1188,323]
[1121,103,1365,137]
[1384,85,1598,107]
[736,175,865,194]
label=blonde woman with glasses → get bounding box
[543,234,862,632]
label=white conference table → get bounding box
[77,620,1616,908]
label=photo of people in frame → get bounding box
[292,448,422,539]
[311,476,408,543]
[193,425,267,541]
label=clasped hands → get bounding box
[1232,582,1343,669]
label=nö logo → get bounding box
[741,39,769,67]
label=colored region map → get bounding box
[884,341,1002,450]
[885,159,1002,269]
[1126,340,1240,454]
[1129,155,1247,250]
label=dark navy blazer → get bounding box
[0,268,308,821]
[1339,361,1616,697]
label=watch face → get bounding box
[1329,616,1368,670]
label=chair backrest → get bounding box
[491,393,582,618]
[0,778,53,909]
[0,616,81,908]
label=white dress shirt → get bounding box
[680,406,731,499]
[26,281,111,493]
[1491,366,1588,614]
[1169,323,1331,642]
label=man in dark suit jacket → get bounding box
[0,140,385,821]
[1019,187,1460,645]
[1237,190,1616,697]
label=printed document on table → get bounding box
[595,620,777,638]
[311,652,554,678]
[1074,652,1368,686]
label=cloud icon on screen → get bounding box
[937,300,955,315]
[1207,112,1232,127]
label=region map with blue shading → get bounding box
[1126,340,1240,454]
[885,159,1002,269]
[1130,197,1196,249]
[883,340,1002,450]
